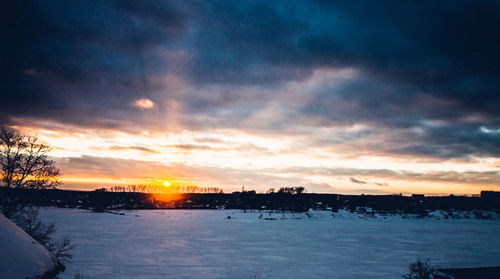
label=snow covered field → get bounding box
[39,208,500,279]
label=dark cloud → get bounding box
[310,1,500,111]
[2,0,500,160]
[1,0,187,129]
[182,0,500,156]
[299,73,500,158]
[388,125,500,158]
[350,177,367,185]
[165,142,273,156]
[107,145,160,154]
[274,166,500,186]
[165,144,218,151]
[184,1,500,109]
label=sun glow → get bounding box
[163,181,171,187]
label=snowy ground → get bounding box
[0,214,58,279]
[39,208,500,279]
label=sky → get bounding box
[1,0,500,194]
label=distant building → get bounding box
[411,194,425,199]
[481,191,500,200]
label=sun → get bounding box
[163,181,171,187]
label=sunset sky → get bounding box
[2,1,500,194]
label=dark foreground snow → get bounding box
[0,213,58,279]
[39,208,500,279]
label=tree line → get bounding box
[104,184,224,194]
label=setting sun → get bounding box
[163,181,171,187]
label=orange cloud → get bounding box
[133,98,155,109]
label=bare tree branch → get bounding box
[0,127,61,190]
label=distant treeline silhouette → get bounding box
[1,187,499,215]
[103,184,224,194]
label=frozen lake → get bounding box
[39,208,500,279]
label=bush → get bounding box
[403,259,453,279]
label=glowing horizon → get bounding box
[7,123,498,195]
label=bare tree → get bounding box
[0,127,73,265]
[1,127,61,218]
[0,127,60,189]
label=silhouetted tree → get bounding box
[0,128,72,264]
[278,186,305,195]
[1,127,61,218]
[0,127,60,190]
[278,187,294,194]
[294,186,305,194]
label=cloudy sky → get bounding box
[2,0,500,194]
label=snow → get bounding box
[39,208,500,279]
[0,213,57,279]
